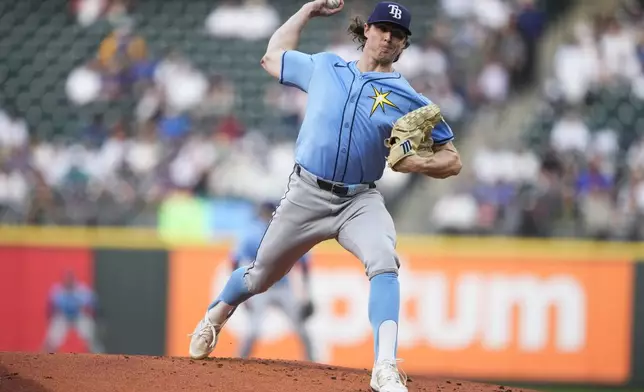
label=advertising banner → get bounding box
[166,246,633,384]
[0,247,94,353]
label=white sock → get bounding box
[376,320,398,362]
[207,302,235,325]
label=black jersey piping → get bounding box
[278,51,287,85]
[331,72,356,181]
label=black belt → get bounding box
[295,165,375,196]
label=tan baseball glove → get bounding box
[384,103,444,169]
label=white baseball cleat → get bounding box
[370,359,408,392]
[188,312,220,360]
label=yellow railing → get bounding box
[1,225,643,261]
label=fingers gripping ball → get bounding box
[326,0,341,9]
[384,103,443,168]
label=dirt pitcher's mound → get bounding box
[0,352,539,392]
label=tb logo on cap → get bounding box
[388,4,402,19]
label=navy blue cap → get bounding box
[367,1,412,36]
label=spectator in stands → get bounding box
[98,17,147,68]
[126,120,161,177]
[158,112,192,141]
[105,0,132,26]
[616,168,644,240]
[628,136,644,172]
[425,78,466,124]
[66,60,104,105]
[71,0,132,27]
[25,167,57,225]
[93,120,129,182]
[515,159,564,237]
[475,53,510,105]
[129,57,158,95]
[474,0,510,31]
[71,0,106,26]
[440,0,472,20]
[0,108,29,152]
[215,113,246,143]
[432,190,479,234]
[599,16,641,84]
[97,17,148,97]
[135,82,163,124]
[205,0,280,41]
[575,155,615,239]
[194,74,237,132]
[419,38,449,79]
[638,33,644,70]
[551,29,597,104]
[154,49,208,114]
[31,138,59,189]
[55,145,93,225]
[167,131,220,195]
[549,109,590,154]
[497,14,528,89]
[515,0,546,86]
[82,114,108,149]
[0,160,29,223]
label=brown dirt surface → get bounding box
[0,352,540,392]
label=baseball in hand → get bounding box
[325,0,341,9]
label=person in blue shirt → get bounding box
[232,201,315,361]
[189,2,462,391]
[42,271,104,354]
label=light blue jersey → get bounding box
[232,218,310,286]
[280,51,455,184]
[49,283,96,321]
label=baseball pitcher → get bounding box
[190,1,461,391]
[233,202,315,361]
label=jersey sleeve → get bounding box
[279,51,333,92]
[415,94,455,145]
[279,50,315,92]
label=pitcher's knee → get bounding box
[364,247,400,279]
[244,268,277,294]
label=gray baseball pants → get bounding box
[243,164,400,295]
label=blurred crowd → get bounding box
[5,0,642,242]
[433,0,644,241]
[327,0,547,127]
[0,0,413,226]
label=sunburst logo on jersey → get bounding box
[368,85,398,117]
